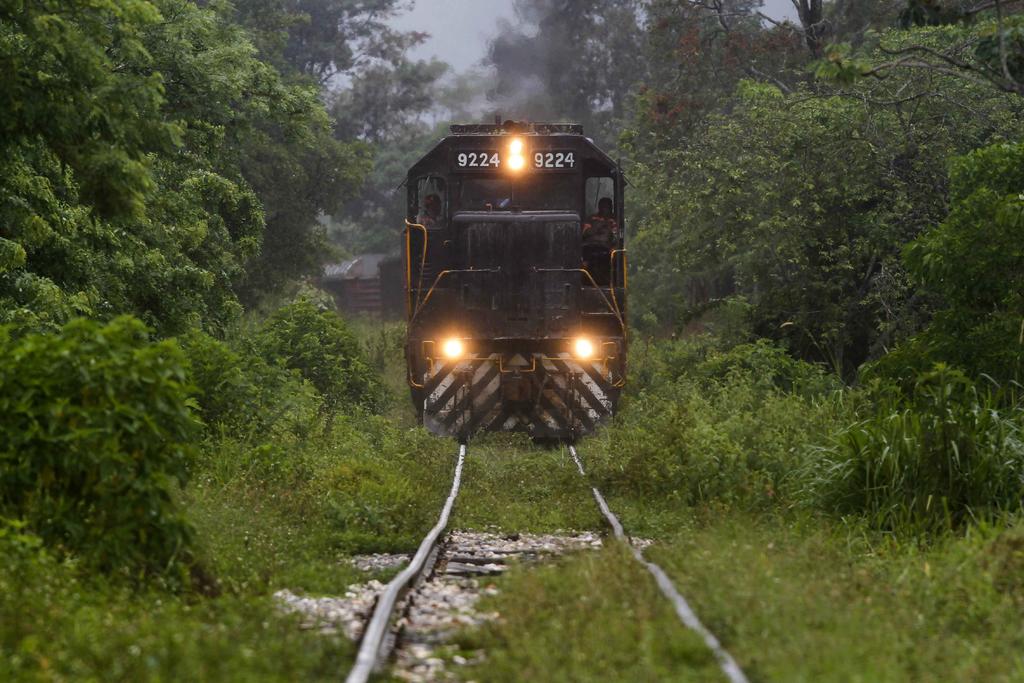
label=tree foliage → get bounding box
[255,299,383,416]
[875,141,1024,382]
[0,0,366,333]
[628,45,1024,373]
[0,317,198,578]
[225,0,462,257]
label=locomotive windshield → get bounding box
[454,175,577,212]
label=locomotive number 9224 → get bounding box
[456,151,500,168]
[453,149,577,170]
[534,151,575,169]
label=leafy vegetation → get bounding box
[811,367,1024,533]
[463,510,1024,681]
[0,519,354,681]
[0,318,197,580]
[886,140,1024,384]
[255,299,383,417]
[4,0,1024,679]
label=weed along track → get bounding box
[569,446,749,683]
[342,443,749,682]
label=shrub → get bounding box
[591,339,848,506]
[809,366,1024,533]
[894,141,1024,386]
[179,329,321,438]
[696,339,838,396]
[255,300,383,416]
[634,336,837,397]
[0,317,198,577]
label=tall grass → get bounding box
[588,337,850,507]
[809,366,1024,533]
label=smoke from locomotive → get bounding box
[404,121,627,441]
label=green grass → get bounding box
[0,519,354,682]
[8,322,1024,682]
[1,374,456,681]
[453,436,602,533]
[462,502,1024,682]
[457,541,727,682]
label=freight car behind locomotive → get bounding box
[404,121,627,441]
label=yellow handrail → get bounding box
[409,268,502,326]
[404,219,428,318]
[608,249,627,331]
[536,267,626,336]
[611,249,628,289]
[499,355,538,374]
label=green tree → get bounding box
[879,142,1024,383]
[0,0,367,332]
[627,64,1023,373]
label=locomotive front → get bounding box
[404,122,627,441]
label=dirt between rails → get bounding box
[274,529,641,682]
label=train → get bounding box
[403,120,627,442]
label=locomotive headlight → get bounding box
[507,137,526,171]
[442,338,464,360]
[574,337,595,360]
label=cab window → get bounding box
[413,176,446,224]
[585,177,615,217]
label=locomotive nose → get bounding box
[459,213,581,339]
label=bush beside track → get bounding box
[0,304,453,680]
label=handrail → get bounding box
[409,268,502,326]
[404,220,429,317]
[534,267,626,336]
[499,355,538,374]
[611,249,628,289]
[608,249,628,332]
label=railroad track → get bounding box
[345,443,749,683]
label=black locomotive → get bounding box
[403,121,627,441]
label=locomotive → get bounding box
[403,121,627,441]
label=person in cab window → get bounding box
[418,193,442,226]
[581,197,618,284]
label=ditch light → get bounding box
[442,338,464,360]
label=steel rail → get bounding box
[568,446,749,683]
[345,444,466,683]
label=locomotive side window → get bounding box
[585,177,615,218]
[414,177,446,226]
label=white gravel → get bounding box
[274,581,383,640]
[350,553,410,572]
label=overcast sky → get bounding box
[391,0,800,72]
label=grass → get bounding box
[7,318,1024,682]
[645,510,1024,682]
[1,411,457,681]
[461,500,1024,682]
[0,518,354,682]
[0,313,457,681]
[453,436,603,533]
[457,541,727,682]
